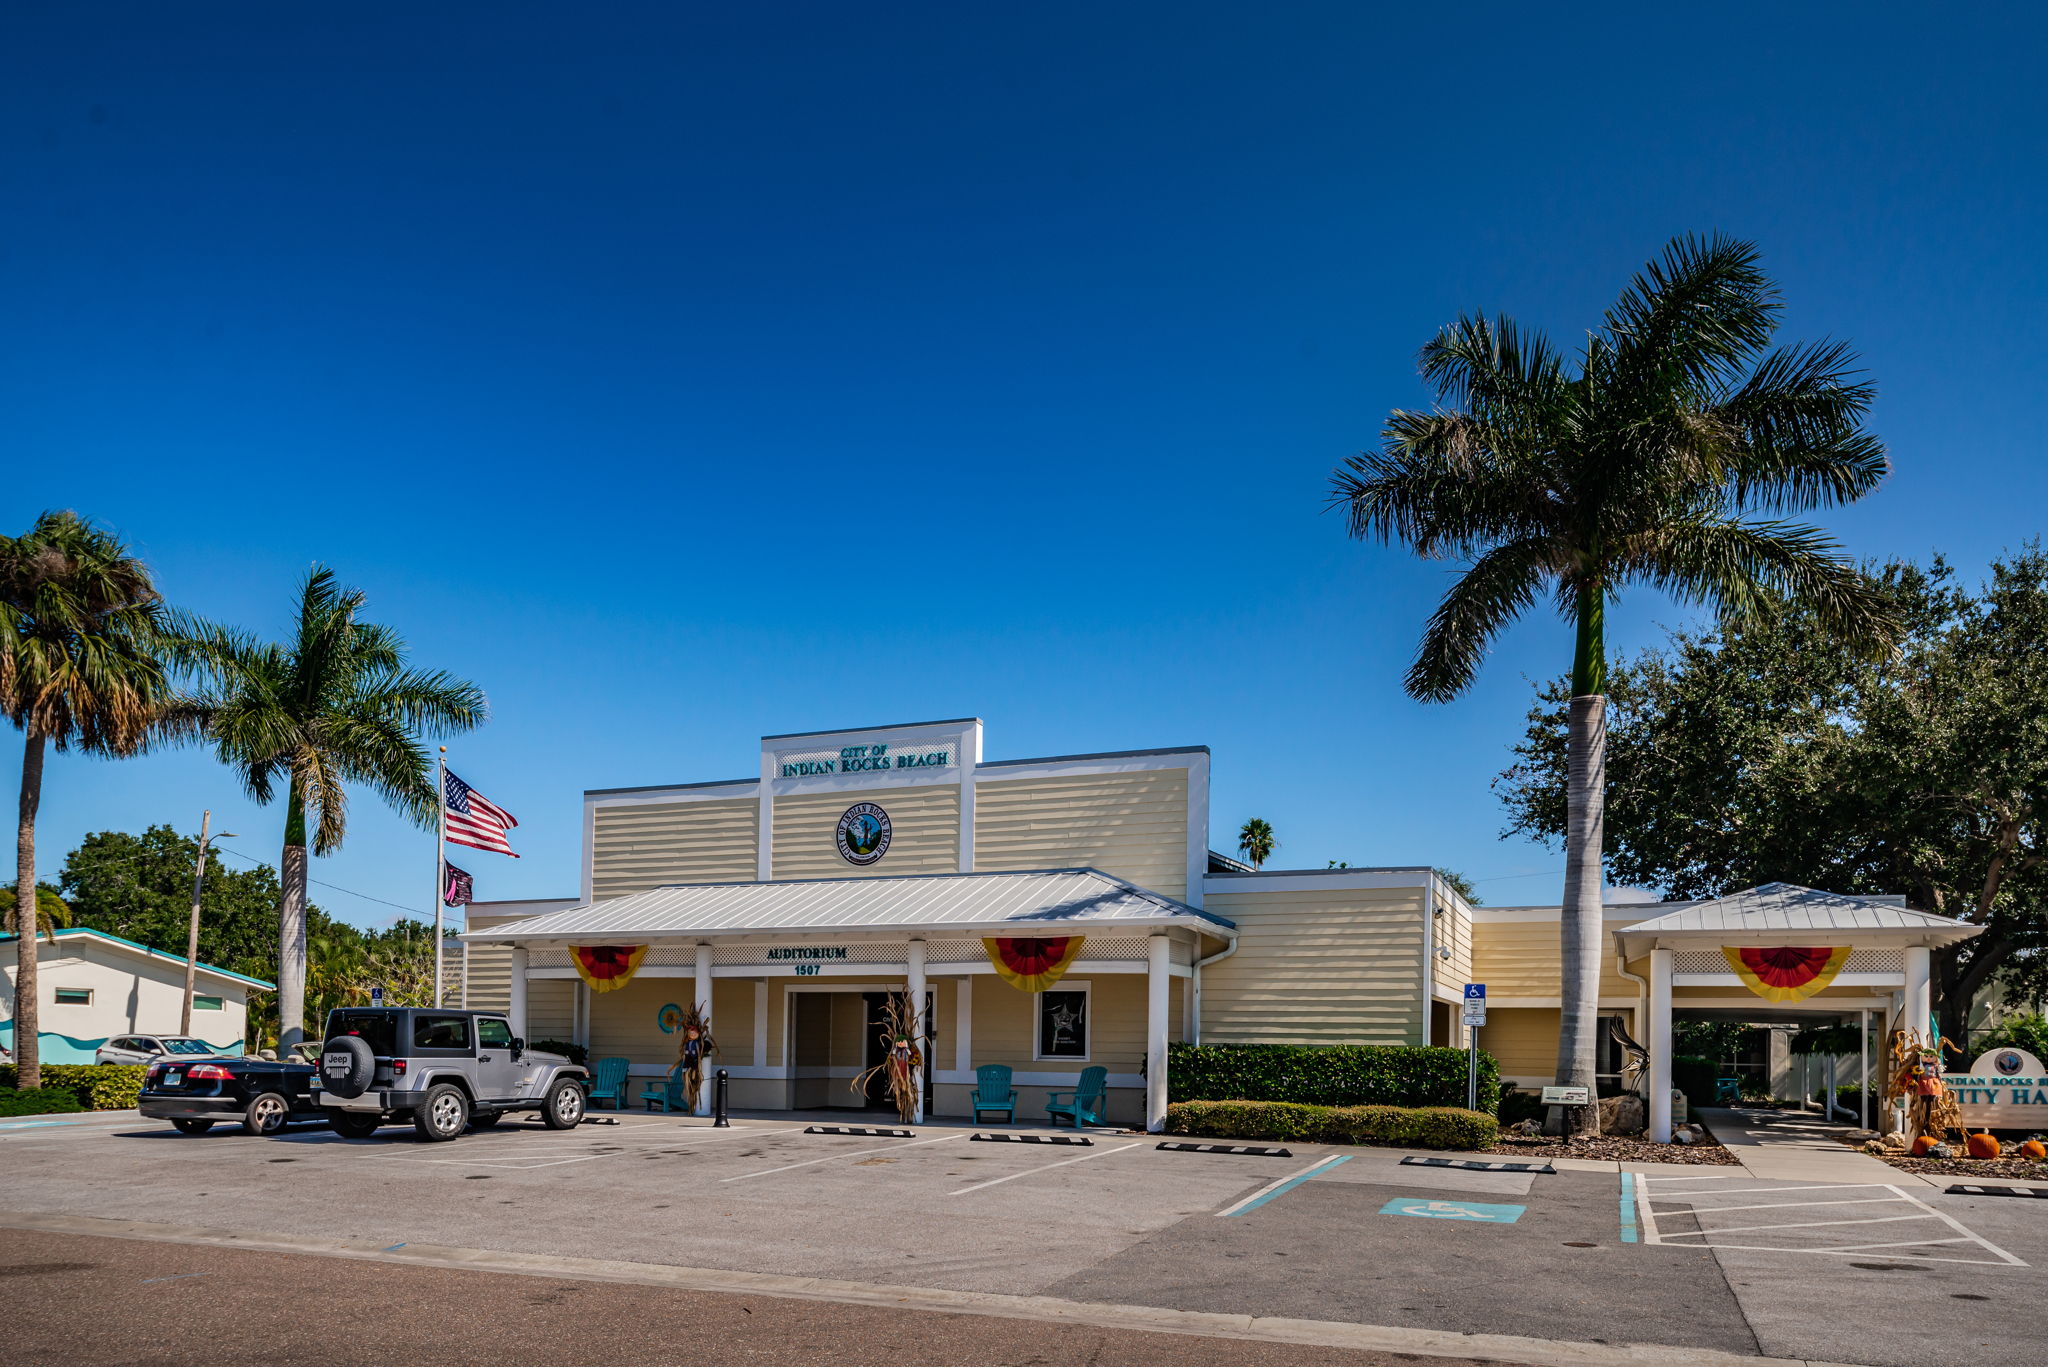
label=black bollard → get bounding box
[713,1068,730,1127]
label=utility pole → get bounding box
[180,812,235,1036]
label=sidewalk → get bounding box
[1696,1105,1933,1186]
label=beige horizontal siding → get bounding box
[527,980,575,1044]
[1200,886,1426,1045]
[1437,893,1474,999]
[1483,1007,1561,1077]
[592,798,758,900]
[973,770,1188,898]
[771,785,959,880]
[1471,919,1641,998]
[459,914,525,1010]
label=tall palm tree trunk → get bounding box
[277,777,310,1051]
[13,733,45,1090]
[1553,582,1607,1136]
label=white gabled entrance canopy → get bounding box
[464,868,1235,1130]
[1613,883,1982,1142]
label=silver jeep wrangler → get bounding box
[317,1007,589,1141]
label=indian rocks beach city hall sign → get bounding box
[1947,1047,2048,1129]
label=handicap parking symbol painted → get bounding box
[1380,1198,1526,1224]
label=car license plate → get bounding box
[165,1070,183,1085]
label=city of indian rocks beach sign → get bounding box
[1947,1047,2048,1128]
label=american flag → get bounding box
[444,770,519,857]
[443,861,474,907]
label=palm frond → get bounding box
[1407,538,1558,702]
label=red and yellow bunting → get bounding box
[983,935,1085,992]
[1723,945,1852,1003]
[570,944,648,994]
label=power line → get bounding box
[212,844,427,919]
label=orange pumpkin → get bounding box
[2020,1139,2047,1161]
[1966,1131,2001,1159]
[1910,1134,1938,1156]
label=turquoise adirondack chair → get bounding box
[970,1065,1017,1123]
[1044,1066,1108,1129]
[586,1056,631,1111]
[641,1063,689,1113]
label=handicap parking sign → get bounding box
[1380,1198,1525,1224]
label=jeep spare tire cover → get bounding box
[322,1035,375,1098]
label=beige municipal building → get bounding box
[460,717,1968,1136]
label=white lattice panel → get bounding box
[1671,948,1905,975]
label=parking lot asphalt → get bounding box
[5,1109,2046,1367]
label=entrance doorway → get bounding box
[787,989,935,1112]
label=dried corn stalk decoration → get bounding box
[1885,1028,1961,1142]
[676,1000,719,1114]
[852,990,923,1125]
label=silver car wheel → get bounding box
[252,1096,286,1131]
[431,1092,465,1134]
[556,1085,583,1125]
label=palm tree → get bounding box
[1330,235,1896,1133]
[1237,817,1277,870]
[0,512,176,1089]
[1,886,71,939]
[180,568,485,1049]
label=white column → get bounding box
[1904,946,1932,1041]
[573,981,590,1052]
[695,942,715,1116]
[508,945,529,1042]
[1146,934,1171,1133]
[1648,947,1673,1143]
[907,939,927,1124]
[1860,1008,1871,1131]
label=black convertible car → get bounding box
[138,1055,324,1135]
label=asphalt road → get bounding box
[0,1227,1495,1367]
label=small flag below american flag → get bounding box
[445,769,520,857]
[443,861,474,907]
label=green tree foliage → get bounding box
[58,826,282,980]
[1434,868,1482,905]
[1974,1013,2048,1060]
[1496,550,2048,1045]
[0,884,70,938]
[52,826,448,1046]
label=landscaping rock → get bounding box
[1598,1092,1646,1135]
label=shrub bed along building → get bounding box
[1167,1042,1501,1113]
[1164,1099,1498,1150]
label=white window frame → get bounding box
[52,987,93,1007]
[1033,980,1092,1063]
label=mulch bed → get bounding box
[1873,1153,2048,1181]
[1484,1133,1739,1165]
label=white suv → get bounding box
[95,1035,226,1066]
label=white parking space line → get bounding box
[1214,1154,1351,1217]
[1886,1183,2027,1266]
[719,1133,957,1182]
[1658,1212,1934,1240]
[946,1141,1143,1196]
[1644,1179,2027,1267]
[1632,1172,1660,1243]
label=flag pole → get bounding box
[434,747,448,1007]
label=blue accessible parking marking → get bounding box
[1380,1198,1526,1224]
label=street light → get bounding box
[180,812,237,1037]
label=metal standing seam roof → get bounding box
[1613,882,1981,948]
[462,868,1236,943]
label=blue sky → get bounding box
[4,3,2043,928]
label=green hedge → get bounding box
[0,1064,148,1110]
[1168,1043,1500,1113]
[1165,1099,1498,1151]
[0,1086,84,1117]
